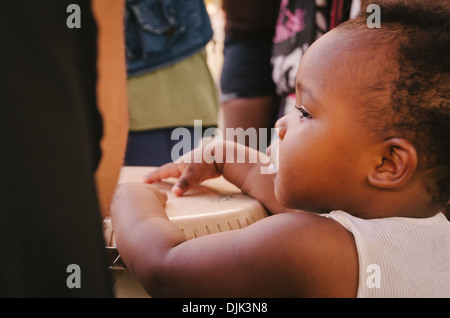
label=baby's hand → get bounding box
[143,147,221,196]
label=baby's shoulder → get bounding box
[270,210,355,243]
[269,211,359,297]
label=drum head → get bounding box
[104,166,268,244]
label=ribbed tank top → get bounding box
[324,211,450,297]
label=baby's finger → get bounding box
[172,165,204,196]
[143,162,185,183]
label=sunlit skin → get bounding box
[93,0,129,218]
[111,28,438,298]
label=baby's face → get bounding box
[271,30,382,213]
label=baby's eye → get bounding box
[295,105,312,119]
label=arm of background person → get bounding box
[92,0,129,218]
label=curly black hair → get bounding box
[336,0,450,208]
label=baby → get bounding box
[111,1,449,297]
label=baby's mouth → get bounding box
[266,162,278,174]
[265,140,279,174]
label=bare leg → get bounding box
[221,95,279,150]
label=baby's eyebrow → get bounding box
[296,81,324,109]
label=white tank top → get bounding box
[324,211,450,297]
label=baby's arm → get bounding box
[110,182,358,297]
[144,140,286,214]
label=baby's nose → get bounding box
[274,116,288,140]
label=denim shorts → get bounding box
[220,36,276,103]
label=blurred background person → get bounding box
[124,0,219,166]
[219,0,281,149]
[0,0,128,297]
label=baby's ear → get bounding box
[367,138,418,189]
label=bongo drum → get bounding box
[104,166,268,297]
